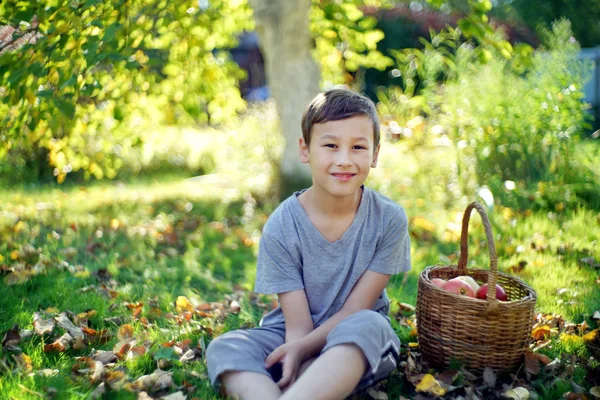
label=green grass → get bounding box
[0,137,599,399]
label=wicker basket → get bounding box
[416,202,537,371]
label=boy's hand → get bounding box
[265,340,306,389]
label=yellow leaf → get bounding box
[583,329,598,344]
[110,219,120,230]
[10,250,19,260]
[175,296,194,313]
[0,254,4,262]
[532,325,551,340]
[74,270,90,279]
[408,342,419,348]
[415,374,447,396]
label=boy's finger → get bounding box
[277,362,293,388]
[264,348,282,368]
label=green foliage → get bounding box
[310,0,394,85]
[377,19,597,210]
[0,0,252,184]
[493,0,600,48]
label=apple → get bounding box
[476,283,508,301]
[431,278,446,287]
[442,277,476,297]
[455,275,480,293]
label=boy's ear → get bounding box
[299,137,310,164]
[371,144,381,168]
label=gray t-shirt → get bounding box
[254,186,411,328]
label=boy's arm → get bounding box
[279,289,314,342]
[266,270,389,370]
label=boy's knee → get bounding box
[337,310,387,331]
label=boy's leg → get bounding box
[281,310,400,399]
[205,324,286,399]
[280,344,367,400]
[221,371,282,400]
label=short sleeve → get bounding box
[367,207,411,275]
[254,231,305,294]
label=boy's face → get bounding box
[299,115,380,199]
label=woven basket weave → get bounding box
[416,202,537,371]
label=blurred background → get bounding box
[1,0,598,209]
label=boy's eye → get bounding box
[324,144,337,148]
[353,145,367,150]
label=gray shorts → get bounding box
[205,310,400,393]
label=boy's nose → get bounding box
[335,151,353,166]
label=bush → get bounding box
[377,19,598,210]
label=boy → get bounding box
[206,89,411,399]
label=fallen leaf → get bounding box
[91,361,104,383]
[502,387,530,400]
[590,387,600,400]
[175,296,194,313]
[179,348,202,363]
[54,313,84,341]
[33,368,59,377]
[483,367,496,388]
[1,324,21,348]
[564,392,589,400]
[117,324,134,341]
[33,313,55,335]
[524,350,540,375]
[531,325,551,340]
[90,382,106,399]
[91,350,117,365]
[132,369,173,392]
[229,300,241,313]
[12,353,32,373]
[82,327,112,344]
[415,374,447,396]
[43,333,73,353]
[160,392,187,400]
[535,353,552,365]
[366,387,388,400]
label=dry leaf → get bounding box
[33,313,55,335]
[117,324,134,341]
[483,367,496,388]
[1,325,21,348]
[91,361,104,383]
[589,387,600,400]
[161,392,187,400]
[43,332,73,353]
[415,374,447,396]
[531,325,551,341]
[366,387,388,400]
[92,350,117,365]
[12,353,32,373]
[54,313,84,341]
[502,387,530,400]
[229,300,241,313]
[90,382,106,399]
[175,296,194,313]
[524,350,540,375]
[132,369,173,392]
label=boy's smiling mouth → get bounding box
[331,173,356,182]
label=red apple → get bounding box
[442,278,476,297]
[431,278,446,287]
[476,283,508,301]
[455,275,481,293]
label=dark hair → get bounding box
[301,88,380,150]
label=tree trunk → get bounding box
[248,0,320,199]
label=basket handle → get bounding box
[457,202,499,303]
